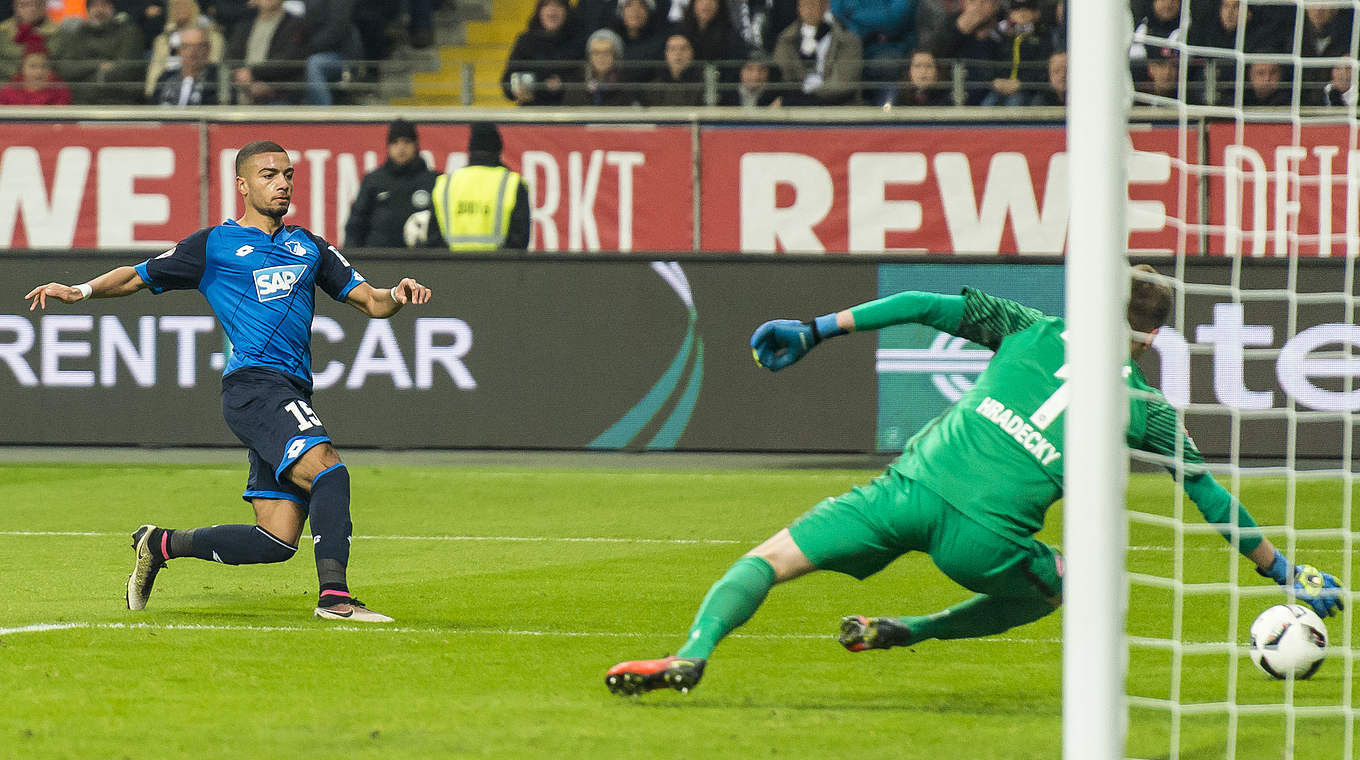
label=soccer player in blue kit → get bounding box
[25,140,432,622]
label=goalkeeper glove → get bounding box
[750,313,844,371]
[1258,549,1345,618]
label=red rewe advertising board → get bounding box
[0,121,201,249]
[699,125,1186,254]
[1206,122,1358,257]
[208,122,694,251]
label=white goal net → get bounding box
[1121,0,1356,757]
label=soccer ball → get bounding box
[1248,604,1328,680]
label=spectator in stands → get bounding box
[1243,59,1289,107]
[1130,0,1181,61]
[299,0,359,106]
[731,0,798,55]
[771,0,862,105]
[831,0,916,105]
[1045,0,1063,52]
[501,0,583,106]
[565,27,638,105]
[894,48,949,106]
[50,0,143,104]
[680,0,748,90]
[1299,5,1353,106]
[205,0,251,35]
[347,119,440,248]
[407,0,434,49]
[1321,62,1356,108]
[730,53,780,106]
[645,32,705,106]
[1135,44,1178,100]
[0,45,71,103]
[149,24,220,104]
[1029,48,1064,105]
[0,0,55,81]
[1187,0,1242,50]
[117,0,162,47]
[225,0,304,104]
[144,0,225,99]
[977,0,1049,107]
[932,0,1000,103]
[575,0,626,37]
[613,0,667,80]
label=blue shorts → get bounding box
[221,367,331,509]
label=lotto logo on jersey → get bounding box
[253,264,307,302]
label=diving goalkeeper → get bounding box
[605,265,1346,697]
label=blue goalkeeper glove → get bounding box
[750,314,844,371]
[1258,549,1345,618]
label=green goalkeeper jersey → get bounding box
[885,288,1262,552]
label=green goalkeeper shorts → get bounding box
[787,467,1062,604]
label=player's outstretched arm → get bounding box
[344,278,432,319]
[25,266,147,311]
[751,291,970,371]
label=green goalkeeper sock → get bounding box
[901,593,1055,644]
[676,556,776,659]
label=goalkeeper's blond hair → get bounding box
[1128,264,1172,335]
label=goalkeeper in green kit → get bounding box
[605,265,1345,697]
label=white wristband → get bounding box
[75,283,92,300]
[389,286,399,302]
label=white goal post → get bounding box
[1063,2,1133,759]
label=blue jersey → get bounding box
[135,219,366,386]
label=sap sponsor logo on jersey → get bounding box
[878,303,1360,414]
[253,264,307,302]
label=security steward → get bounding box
[405,123,531,250]
[345,118,440,247]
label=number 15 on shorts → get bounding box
[284,400,322,431]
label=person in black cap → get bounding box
[407,123,531,251]
[344,118,440,248]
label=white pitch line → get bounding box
[0,620,1058,644]
[0,531,1270,551]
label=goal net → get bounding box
[1121,0,1356,757]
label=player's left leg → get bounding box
[841,510,1062,651]
[283,443,392,623]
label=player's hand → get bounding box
[1260,550,1345,618]
[24,283,82,311]
[391,278,432,305]
[750,319,815,371]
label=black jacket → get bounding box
[345,156,440,248]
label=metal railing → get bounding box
[26,55,1353,108]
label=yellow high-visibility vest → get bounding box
[431,165,520,251]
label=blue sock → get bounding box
[180,525,297,565]
[309,464,352,593]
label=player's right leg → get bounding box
[607,472,908,696]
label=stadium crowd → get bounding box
[0,0,438,105]
[500,0,1360,107]
[0,0,1351,107]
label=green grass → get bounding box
[0,463,1353,759]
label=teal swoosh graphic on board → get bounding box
[646,336,703,450]
[589,310,697,449]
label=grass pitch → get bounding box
[0,459,1353,759]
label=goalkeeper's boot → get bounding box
[126,524,166,611]
[605,656,706,696]
[838,615,914,652]
[314,595,395,623]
